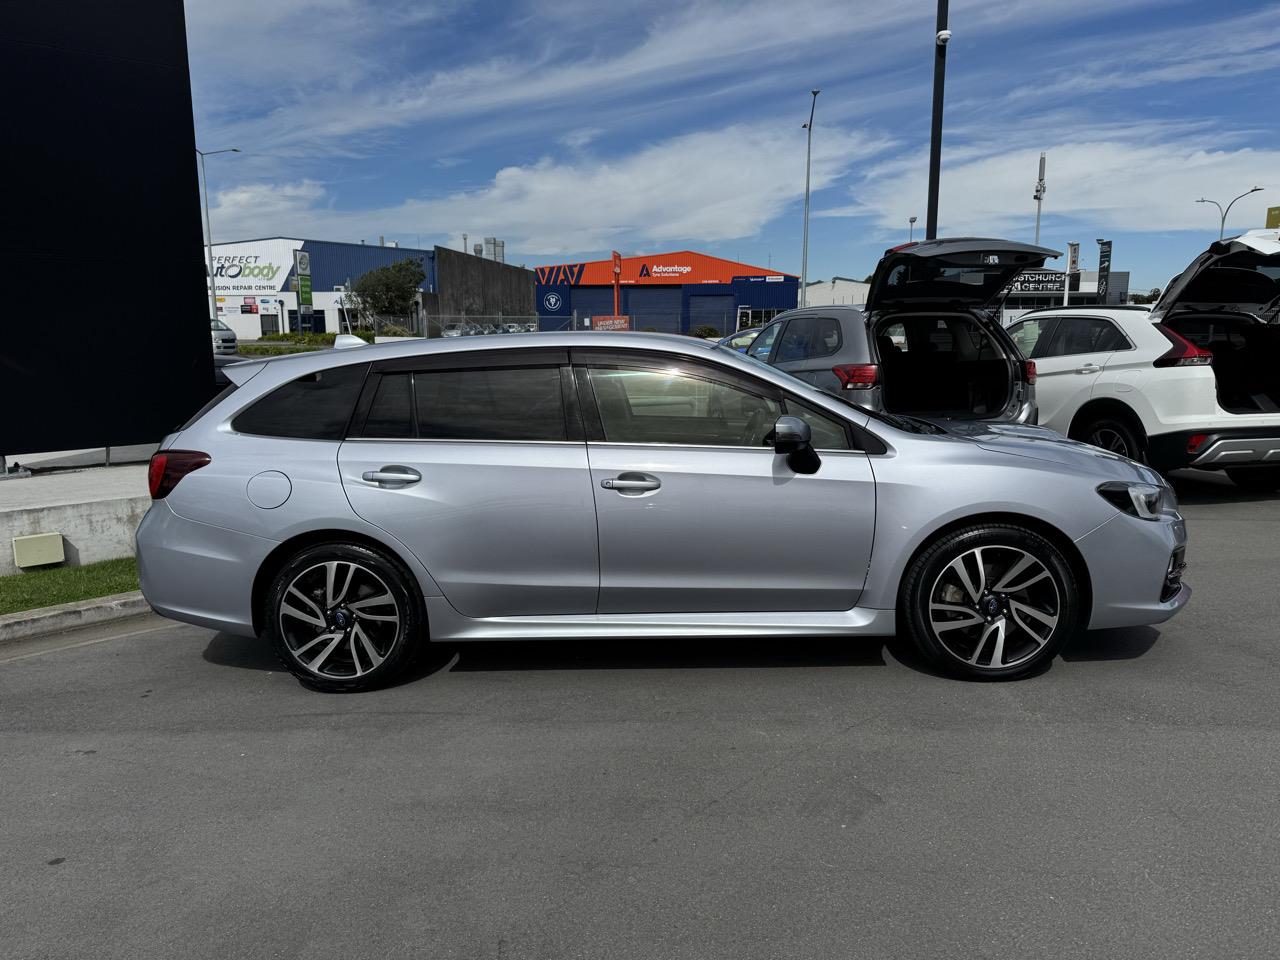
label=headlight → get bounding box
[1097,481,1178,520]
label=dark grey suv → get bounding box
[749,238,1058,423]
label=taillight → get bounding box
[1153,324,1213,367]
[1186,434,1209,455]
[1023,360,1037,384]
[833,363,879,389]
[148,450,211,499]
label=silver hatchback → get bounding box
[137,332,1189,691]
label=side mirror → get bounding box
[772,415,821,474]
[772,415,812,453]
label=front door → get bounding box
[339,350,599,618]
[575,351,875,614]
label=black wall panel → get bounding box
[1,1,212,454]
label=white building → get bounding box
[804,276,870,307]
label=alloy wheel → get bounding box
[1087,426,1131,457]
[927,546,1061,670]
[278,560,401,679]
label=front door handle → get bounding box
[362,466,421,486]
[601,473,661,494]
[1075,362,1101,374]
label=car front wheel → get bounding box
[264,543,423,692]
[901,524,1081,680]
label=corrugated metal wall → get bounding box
[688,295,736,335]
[301,240,435,293]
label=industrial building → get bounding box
[1001,268,1132,321]
[804,276,870,307]
[208,238,535,339]
[535,251,797,335]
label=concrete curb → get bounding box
[0,591,152,646]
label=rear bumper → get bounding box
[136,500,276,637]
[1075,512,1190,630]
[1149,428,1280,471]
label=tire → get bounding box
[900,524,1081,680]
[1074,414,1145,462]
[263,542,424,692]
[1226,466,1280,493]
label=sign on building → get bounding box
[591,315,631,331]
[1267,206,1280,229]
[1010,270,1065,293]
[294,248,314,315]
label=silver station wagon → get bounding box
[138,333,1189,691]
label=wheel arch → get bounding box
[1067,397,1147,444]
[896,511,1093,625]
[251,528,428,637]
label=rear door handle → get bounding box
[362,466,421,486]
[601,474,661,494]
[1075,363,1101,374]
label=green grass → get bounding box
[0,557,139,617]
[236,343,323,356]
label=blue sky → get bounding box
[186,0,1279,290]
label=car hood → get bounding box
[941,420,1161,482]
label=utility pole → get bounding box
[1196,187,1263,240]
[195,147,241,322]
[800,89,820,306]
[925,0,950,240]
[1033,151,1046,245]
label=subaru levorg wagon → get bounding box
[137,332,1188,691]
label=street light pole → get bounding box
[800,88,820,308]
[1196,187,1263,240]
[196,147,241,322]
[925,0,950,240]
[1033,151,1046,245]
[909,216,917,242]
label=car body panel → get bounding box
[137,331,1189,643]
[865,238,1061,313]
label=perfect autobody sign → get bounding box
[206,238,302,295]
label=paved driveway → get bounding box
[2,472,1277,959]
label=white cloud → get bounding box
[824,135,1277,236]
[209,121,894,254]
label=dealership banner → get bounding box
[1096,240,1113,304]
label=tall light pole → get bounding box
[909,216,918,242]
[1033,151,1046,245]
[925,0,950,240]
[800,88,820,307]
[1196,187,1263,240]
[196,147,241,321]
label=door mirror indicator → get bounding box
[772,416,821,474]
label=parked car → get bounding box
[1005,229,1280,490]
[211,318,237,355]
[441,323,464,338]
[749,238,1054,423]
[717,328,761,353]
[137,331,1188,691]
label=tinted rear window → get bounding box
[232,364,368,440]
[415,367,566,441]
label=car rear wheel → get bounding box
[901,524,1081,680]
[1225,466,1280,493]
[264,543,423,692]
[1075,415,1145,462]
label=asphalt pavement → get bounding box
[2,470,1278,960]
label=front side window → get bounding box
[415,367,566,441]
[588,367,781,447]
[233,363,368,440]
[748,320,783,360]
[783,397,851,450]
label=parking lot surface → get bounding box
[2,471,1278,960]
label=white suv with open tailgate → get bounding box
[1006,229,1280,490]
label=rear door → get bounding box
[574,348,875,614]
[338,348,599,618]
[1014,315,1130,431]
[770,314,847,391]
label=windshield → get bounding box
[210,319,231,331]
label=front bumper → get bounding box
[1075,512,1190,630]
[1149,428,1280,472]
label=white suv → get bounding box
[1005,229,1280,491]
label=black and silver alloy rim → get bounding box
[278,561,401,679]
[1087,426,1130,456]
[928,546,1061,670]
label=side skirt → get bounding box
[424,597,897,641]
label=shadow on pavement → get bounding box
[1168,469,1280,506]
[203,633,280,671]
[1060,625,1160,662]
